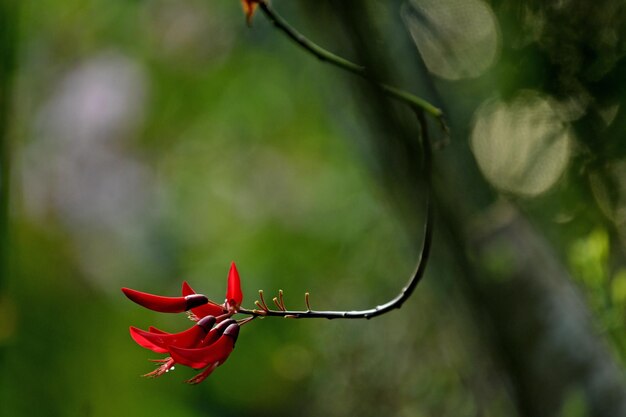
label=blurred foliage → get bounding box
[1,0,626,417]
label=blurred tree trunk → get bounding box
[0,0,17,287]
[306,1,626,415]
[0,0,18,413]
[463,202,626,417]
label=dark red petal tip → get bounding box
[199,318,236,347]
[184,294,209,310]
[197,315,216,331]
[181,282,226,318]
[223,323,240,342]
[214,318,237,332]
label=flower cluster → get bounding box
[122,262,245,384]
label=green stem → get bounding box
[258,1,443,121]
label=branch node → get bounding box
[254,300,268,312]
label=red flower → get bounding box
[122,262,244,383]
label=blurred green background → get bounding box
[1,1,626,416]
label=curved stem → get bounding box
[238,201,432,320]
[238,109,433,320]
[257,1,443,121]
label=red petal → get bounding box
[148,326,168,334]
[122,287,208,313]
[130,317,216,353]
[226,263,243,308]
[169,336,234,369]
[129,326,169,353]
[181,281,227,318]
[181,281,195,296]
[169,323,239,369]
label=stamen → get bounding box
[272,296,284,311]
[257,290,270,311]
[143,357,175,378]
[278,289,286,310]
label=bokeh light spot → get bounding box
[402,0,500,80]
[470,92,572,197]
